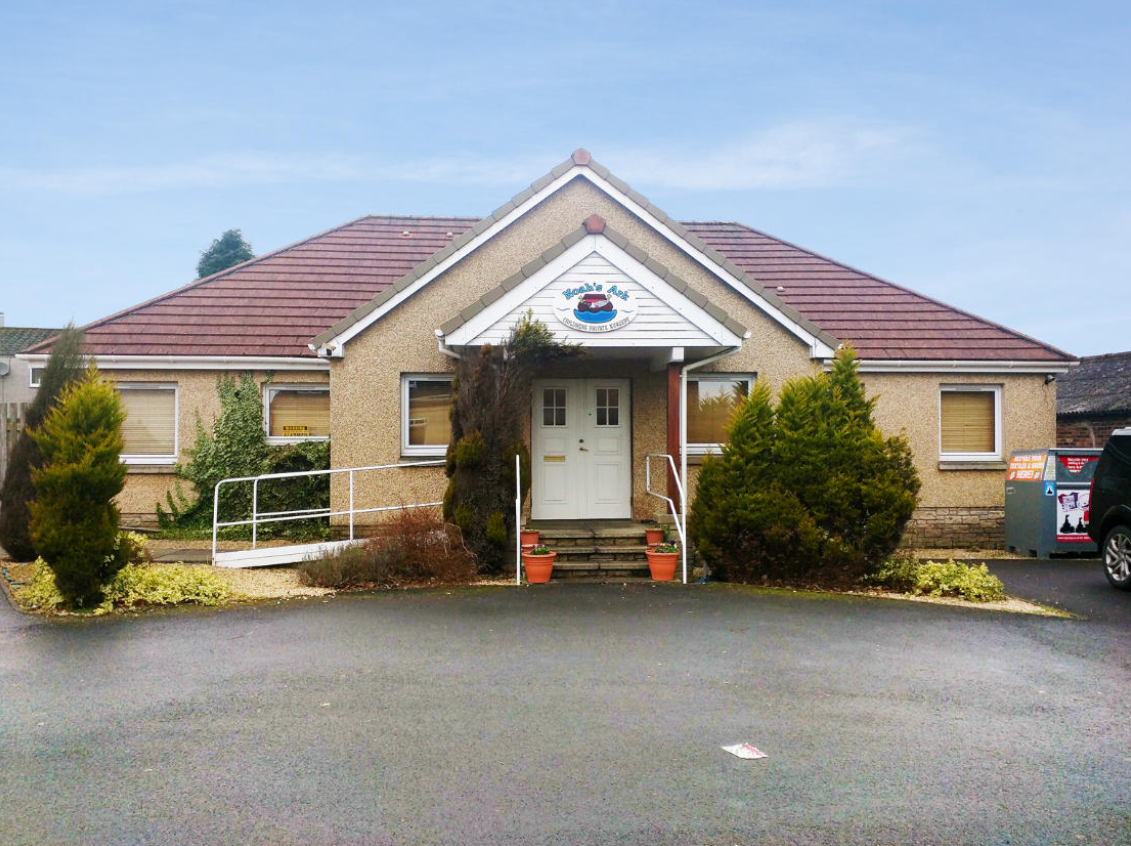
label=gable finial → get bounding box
[572,149,592,166]
[583,214,606,234]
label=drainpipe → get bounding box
[679,340,747,583]
[434,331,461,361]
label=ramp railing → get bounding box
[211,459,445,567]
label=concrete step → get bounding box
[552,545,651,562]
[552,557,651,579]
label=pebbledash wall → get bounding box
[110,176,1058,548]
[110,369,329,526]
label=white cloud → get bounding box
[0,122,916,195]
[610,121,917,190]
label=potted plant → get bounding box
[645,542,680,581]
[522,544,556,583]
[520,529,540,550]
[644,527,665,546]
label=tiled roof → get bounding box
[684,222,1071,362]
[1057,351,1131,416]
[27,216,475,358]
[0,327,61,357]
[26,191,1072,364]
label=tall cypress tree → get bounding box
[30,367,127,606]
[0,325,85,560]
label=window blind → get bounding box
[119,388,175,457]
[269,390,330,437]
[688,379,748,445]
[941,391,996,454]
[408,381,451,446]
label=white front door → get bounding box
[531,378,631,520]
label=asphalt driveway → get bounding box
[1,579,1128,846]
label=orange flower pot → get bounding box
[520,530,540,550]
[645,528,665,546]
[645,549,678,581]
[522,551,556,583]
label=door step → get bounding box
[553,558,651,579]
[524,520,677,581]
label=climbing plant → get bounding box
[443,314,579,574]
[158,373,330,536]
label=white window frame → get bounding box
[29,366,45,388]
[401,374,454,457]
[939,384,1003,462]
[686,373,756,456]
[117,383,178,465]
[263,384,331,445]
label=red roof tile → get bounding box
[27,213,1070,362]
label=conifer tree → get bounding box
[0,325,85,560]
[444,315,578,574]
[29,367,127,605]
[689,347,920,585]
[196,229,254,278]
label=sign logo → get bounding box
[554,282,638,333]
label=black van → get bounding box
[1089,427,1131,590]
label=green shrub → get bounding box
[863,555,920,592]
[15,555,230,612]
[15,559,66,611]
[912,560,1005,602]
[29,367,127,606]
[299,507,476,589]
[103,563,231,607]
[690,347,920,586]
[0,324,85,562]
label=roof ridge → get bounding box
[23,213,383,355]
[717,221,1076,363]
[360,213,480,222]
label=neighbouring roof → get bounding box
[0,326,61,357]
[24,153,1073,364]
[1056,350,1131,416]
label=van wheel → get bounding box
[1102,526,1131,590]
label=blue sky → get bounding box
[2,0,1128,356]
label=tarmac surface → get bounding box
[1,564,1128,845]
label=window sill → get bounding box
[123,464,177,475]
[267,436,330,446]
[938,460,1007,471]
[399,454,447,463]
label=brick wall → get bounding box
[1057,414,1131,448]
[900,506,1004,550]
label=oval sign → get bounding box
[554,282,638,333]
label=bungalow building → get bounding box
[20,150,1074,549]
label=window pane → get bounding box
[408,380,452,446]
[542,388,566,427]
[688,378,748,445]
[30,367,44,386]
[118,388,175,456]
[269,389,329,437]
[941,391,995,453]
[595,386,619,427]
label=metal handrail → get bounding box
[645,453,688,584]
[211,459,445,563]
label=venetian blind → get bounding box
[408,381,451,446]
[119,389,176,456]
[269,390,330,437]
[940,391,996,454]
[688,379,748,444]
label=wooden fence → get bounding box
[1,402,30,486]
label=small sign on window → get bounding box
[281,425,310,437]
